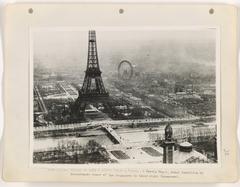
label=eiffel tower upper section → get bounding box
[78,30,109,99]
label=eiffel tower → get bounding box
[71,30,110,121]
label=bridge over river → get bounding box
[101,124,124,144]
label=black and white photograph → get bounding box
[32,28,218,165]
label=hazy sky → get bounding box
[33,28,216,74]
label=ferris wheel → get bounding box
[118,60,133,80]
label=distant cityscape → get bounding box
[33,30,217,164]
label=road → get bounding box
[34,86,48,114]
[34,115,215,132]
